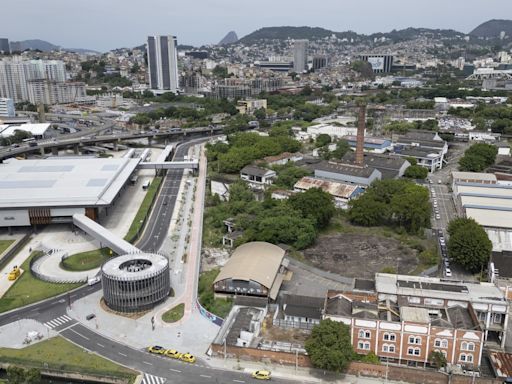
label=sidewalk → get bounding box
[207,357,405,384]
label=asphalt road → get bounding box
[0,135,295,384]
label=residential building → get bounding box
[240,165,276,189]
[0,38,9,54]
[147,35,179,94]
[236,99,267,115]
[0,98,15,117]
[294,176,364,209]
[312,56,328,70]
[0,57,68,103]
[27,80,86,105]
[324,273,509,369]
[313,161,382,186]
[293,40,308,73]
[393,131,448,172]
[273,294,323,330]
[261,152,303,166]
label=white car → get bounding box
[445,268,452,277]
[436,214,441,220]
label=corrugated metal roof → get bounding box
[214,242,285,289]
[461,195,512,210]
[294,176,358,198]
[452,172,497,182]
[465,207,512,229]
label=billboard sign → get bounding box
[367,57,384,71]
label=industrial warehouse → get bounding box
[0,156,141,227]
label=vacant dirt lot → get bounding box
[303,233,419,278]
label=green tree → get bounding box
[6,366,25,384]
[315,133,332,147]
[255,215,316,250]
[447,218,492,273]
[305,319,355,372]
[429,351,447,368]
[24,368,41,384]
[229,181,254,203]
[348,195,388,227]
[289,188,336,229]
[212,65,228,78]
[404,165,429,179]
[273,164,311,189]
[253,107,266,121]
[391,183,431,233]
[459,143,498,172]
[331,140,350,160]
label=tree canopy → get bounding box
[447,218,492,273]
[348,179,430,234]
[305,319,355,372]
[404,165,429,179]
[289,188,336,229]
[458,143,498,172]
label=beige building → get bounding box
[236,99,267,115]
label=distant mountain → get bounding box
[9,39,98,54]
[470,19,512,38]
[239,25,464,44]
[218,31,238,45]
[10,39,60,52]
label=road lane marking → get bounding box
[118,352,128,357]
[233,380,245,383]
[69,329,89,340]
[170,368,181,373]
[200,374,211,378]
[97,343,105,348]
[143,361,153,365]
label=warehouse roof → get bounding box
[0,123,50,137]
[214,242,285,290]
[314,161,379,178]
[461,195,512,210]
[452,172,497,182]
[465,207,512,230]
[294,176,360,198]
[0,157,140,208]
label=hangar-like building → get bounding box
[0,156,140,227]
[213,242,287,300]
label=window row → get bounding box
[357,341,371,350]
[382,344,396,353]
[460,353,473,363]
[407,347,421,356]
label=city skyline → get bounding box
[2,0,512,52]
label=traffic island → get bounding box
[161,303,185,323]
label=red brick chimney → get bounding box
[355,105,366,166]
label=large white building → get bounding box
[0,98,15,117]
[0,57,70,104]
[147,35,179,94]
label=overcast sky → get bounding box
[3,0,511,51]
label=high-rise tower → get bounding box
[293,40,308,73]
[147,35,179,94]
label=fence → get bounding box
[29,250,87,284]
[196,299,224,326]
[0,234,31,270]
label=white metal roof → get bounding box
[452,172,497,182]
[0,157,140,208]
[461,195,512,210]
[456,185,512,198]
[465,208,512,230]
[0,123,50,137]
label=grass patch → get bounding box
[162,303,185,323]
[124,176,163,243]
[0,239,15,255]
[198,268,232,318]
[0,252,82,313]
[61,248,111,271]
[0,336,137,381]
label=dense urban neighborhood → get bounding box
[1,8,512,384]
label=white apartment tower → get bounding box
[147,35,179,94]
[0,98,15,117]
[293,39,308,73]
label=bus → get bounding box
[142,180,150,190]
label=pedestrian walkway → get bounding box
[44,315,74,329]
[141,373,166,384]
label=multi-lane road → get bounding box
[0,132,296,383]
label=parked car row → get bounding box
[147,345,196,363]
[438,230,452,278]
[431,188,441,220]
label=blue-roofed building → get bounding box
[344,135,392,154]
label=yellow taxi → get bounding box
[147,345,166,354]
[8,266,20,281]
[165,349,182,359]
[179,353,196,363]
[252,370,271,380]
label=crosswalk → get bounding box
[44,315,73,329]
[142,374,166,384]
